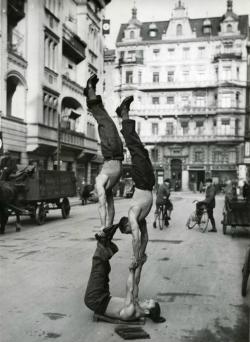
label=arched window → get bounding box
[130,30,135,39]
[176,24,182,36]
[227,24,232,33]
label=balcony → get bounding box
[61,129,85,150]
[137,80,216,91]
[213,51,242,62]
[8,0,25,24]
[130,106,217,118]
[118,57,144,65]
[141,134,244,144]
[63,24,86,64]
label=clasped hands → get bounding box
[129,253,147,270]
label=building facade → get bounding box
[115,0,249,190]
[0,0,111,187]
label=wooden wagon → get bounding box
[222,199,250,235]
[8,170,76,226]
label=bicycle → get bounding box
[186,200,209,233]
[155,200,173,230]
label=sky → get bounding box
[104,0,250,48]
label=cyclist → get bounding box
[153,178,173,228]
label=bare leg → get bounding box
[95,174,109,228]
[106,189,115,227]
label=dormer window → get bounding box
[130,30,135,39]
[203,26,211,34]
[227,24,233,33]
[149,30,156,37]
[176,24,183,36]
[149,23,157,38]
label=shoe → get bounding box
[116,96,134,117]
[153,222,156,228]
[208,229,217,232]
[102,224,119,240]
[83,74,99,96]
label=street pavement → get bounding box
[0,192,249,342]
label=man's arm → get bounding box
[128,207,141,266]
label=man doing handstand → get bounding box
[108,96,155,312]
[84,75,124,229]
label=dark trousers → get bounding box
[121,119,155,191]
[87,96,123,161]
[84,244,111,314]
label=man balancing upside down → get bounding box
[84,75,124,230]
[96,96,156,313]
[84,234,165,323]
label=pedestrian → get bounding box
[153,178,173,228]
[84,233,165,323]
[84,74,124,230]
[196,178,217,232]
[243,180,250,201]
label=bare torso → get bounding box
[129,188,153,221]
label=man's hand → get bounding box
[129,258,139,270]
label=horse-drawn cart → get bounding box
[222,199,250,235]
[0,169,76,233]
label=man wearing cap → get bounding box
[153,178,173,228]
[83,75,124,230]
[196,178,217,232]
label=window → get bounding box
[213,151,229,164]
[87,122,96,138]
[126,71,133,84]
[152,123,159,135]
[182,68,190,81]
[236,67,240,80]
[224,41,233,49]
[44,31,58,71]
[196,121,204,134]
[194,151,204,163]
[221,93,231,108]
[43,91,58,127]
[203,26,211,34]
[181,95,189,106]
[167,70,174,82]
[227,24,232,33]
[166,122,174,135]
[168,48,175,58]
[153,49,160,58]
[197,65,205,78]
[151,148,159,162]
[181,121,189,135]
[221,119,231,135]
[183,47,190,59]
[152,97,159,105]
[222,66,232,80]
[196,96,205,107]
[127,50,135,61]
[236,92,240,107]
[153,72,159,83]
[176,24,183,36]
[198,46,205,58]
[149,30,157,37]
[138,71,142,84]
[130,30,135,39]
[215,66,218,80]
[167,96,174,105]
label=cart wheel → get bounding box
[36,204,46,225]
[61,198,70,219]
[242,248,250,297]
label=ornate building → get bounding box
[115,0,249,190]
[0,0,111,187]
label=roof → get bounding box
[116,15,249,43]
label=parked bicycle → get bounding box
[186,200,209,233]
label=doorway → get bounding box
[171,159,182,191]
